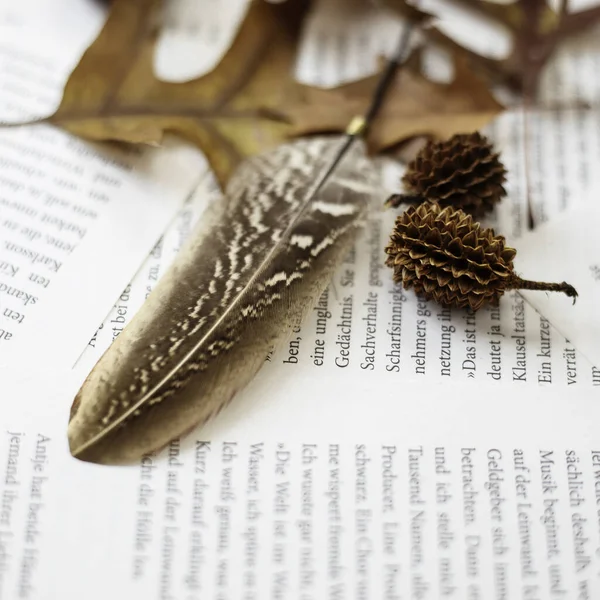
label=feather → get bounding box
[68,136,381,464]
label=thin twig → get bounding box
[363,22,414,130]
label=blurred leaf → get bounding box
[48,0,310,187]
[36,0,503,187]
[422,0,600,96]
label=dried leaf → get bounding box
[288,49,504,151]
[422,0,600,95]
[47,0,311,187]
[35,0,503,187]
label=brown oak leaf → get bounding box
[47,0,310,188]
[35,0,503,187]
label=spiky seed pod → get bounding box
[385,202,577,311]
[386,132,507,216]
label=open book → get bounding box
[1,1,600,599]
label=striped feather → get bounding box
[68,136,380,464]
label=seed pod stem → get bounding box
[507,275,578,302]
[384,193,424,209]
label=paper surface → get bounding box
[0,1,106,64]
[1,1,600,600]
[3,370,600,599]
[0,30,207,369]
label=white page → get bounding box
[0,29,208,369]
[1,3,600,600]
[1,369,600,599]
[0,0,107,61]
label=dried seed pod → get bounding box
[386,132,507,216]
[385,202,577,311]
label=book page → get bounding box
[0,29,208,369]
[2,2,600,600]
[0,0,106,61]
[2,369,600,599]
